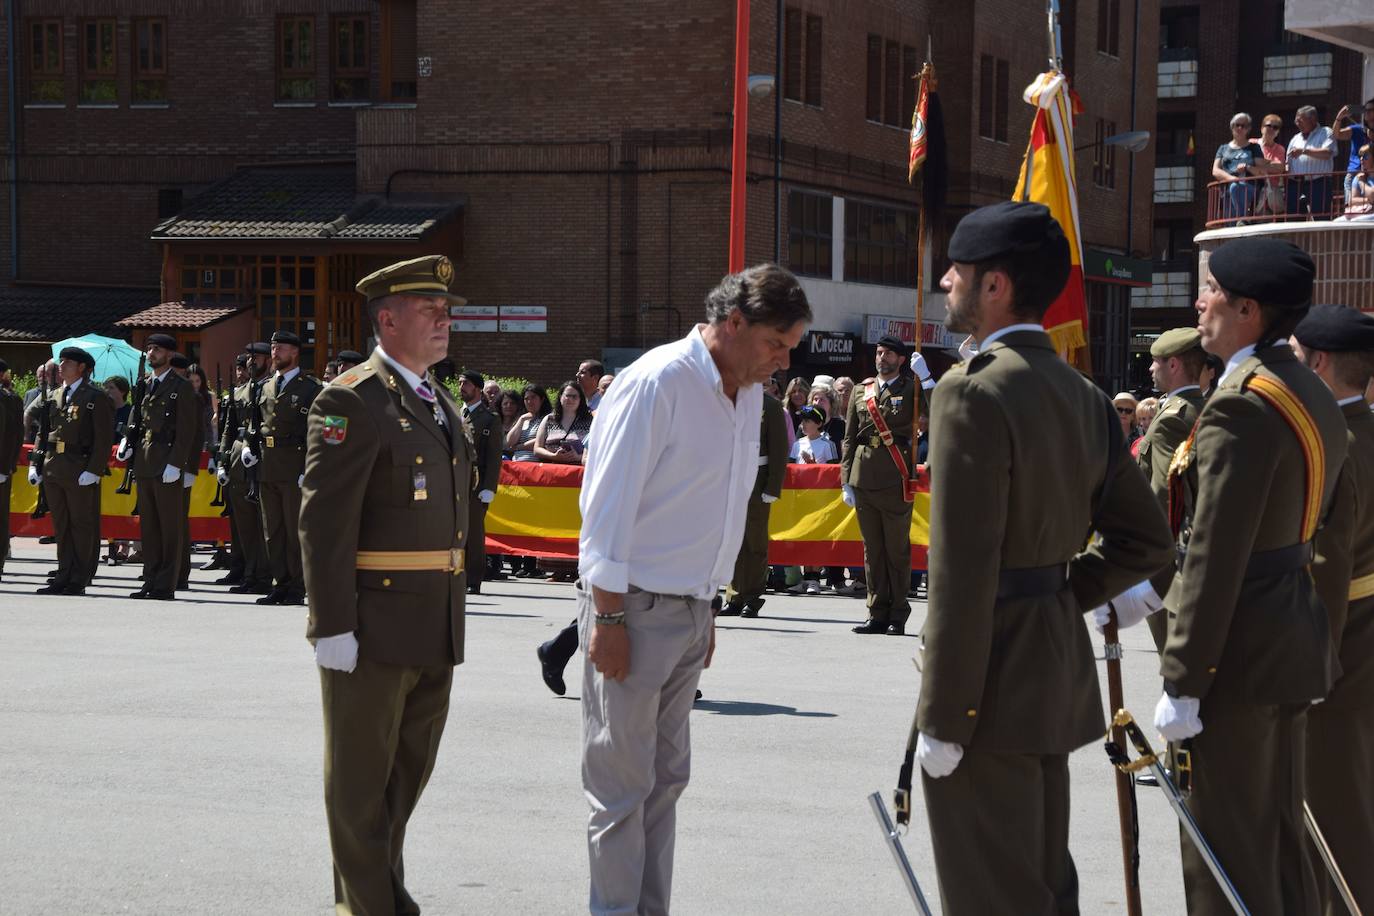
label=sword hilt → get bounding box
[1107,709,1159,774]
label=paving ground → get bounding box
[0,540,1187,915]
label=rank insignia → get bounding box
[321,415,348,445]
[398,417,413,432]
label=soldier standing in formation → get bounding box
[34,347,114,597]
[243,330,322,606]
[718,391,789,617]
[0,360,20,581]
[1116,238,1347,914]
[457,369,501,596]
[120,334,199,600]
[300,254,472,915]
[842,335,920,635]
[915,202,1172,913]
[1292,304,1374,913]
[217,347,272,595]
[168,353,201,592]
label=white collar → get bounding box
[1337,394,1365,407]
[374,345,431,396]
[981,323,1046,348]
[689,324,728,396]
[1218,343,1263,387]
[153,367,173,383]
[274,366,301,387]
[65,377,84,393]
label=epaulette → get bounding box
[860,377,875,386]
[335,363,377,389]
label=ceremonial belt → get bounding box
[996,563,1070,599]
[865,434,910,450]
[52,442,92,458]
[355,548,465,575]
[264,435,304,448]
[1350,572,1374,602]
[863,382,916,503]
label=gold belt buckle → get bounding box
[265,436,276,448]
[55,442,66,454]
[450,547,464,575]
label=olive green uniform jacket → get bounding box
[257,372,323,482]
[134,370,200,479]
[840,373,921,489]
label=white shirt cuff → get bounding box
[578,552,629,594]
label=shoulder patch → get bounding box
[321,415,348,444]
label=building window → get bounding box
[783,8,822,106]
[79,19,116,103]
[1093,118,1117,189]
[866,35,917,127]
[331,15,369,101]
[1097,0,1121,57]
[133,18,168,102]
[844,201,917,287]
[788,191,832,279]
[1152,218,1194,265]
[277,16,316,101]
[28,19,64,103]
[978,55,1009,143]
[382,0,417,101]
[181,254,249,305]
[865,36,882,121]
[258,256,319,367]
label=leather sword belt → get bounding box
[355,548,465,575]
[866,435,910,450]
[52,443,91,457]
[1176,541,1314,580]
[1351,572,1374,602]
[996,563,1069,599]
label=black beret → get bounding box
[270,329,302,347]
[875,335,909,357]
[0,358,8,373]
[169,353,190,369]
[145,333,177,350]
[59,346,95,369]
[1293,304,1374,352]
[234,353,249,367]
[1208,238,1314,309]
[337,349,365,364]
[460,370,484,387]
[246,341,270,355]
[949,201,1068,262]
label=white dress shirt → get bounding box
[271,365,301,391]
[1218,343,1259,387]
[1287,126,1334,176]
[579,325,762,599]
[980,322,1046,348]
[1337,394,1364,407]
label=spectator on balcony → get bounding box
[1336,144,1374,222]
[1333,99,1374,205]
[1213,113,1262,223]
[1286,105,1336,217]
[1252,114,1289,218]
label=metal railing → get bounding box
[1204,169,1353,228]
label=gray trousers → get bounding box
[579,583,712,916]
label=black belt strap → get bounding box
[996,563,1070,599]
[1177,541,1314,580]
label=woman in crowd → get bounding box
[1212,112,1261,223]
[1334,99,1374,206]
[1337,144,1374,221]
[504,384,553,577]
[783,376,810,434]
[809,384,845,444]
[497,389,524,450]
[535,381,593,465]
[104,376,131,437]
[1253,113,1289,217]
[1135,396,1160,430]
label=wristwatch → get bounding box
[594,612,626,626]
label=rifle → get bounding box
[245,367,263,504]
[30,372,52,518]
[116,355,147,497]
[210,362,225,507]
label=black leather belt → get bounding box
[996,563,1069,600]
[1177,541,1314,580]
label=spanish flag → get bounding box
[1014,71,1089,369]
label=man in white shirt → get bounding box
[578,263,811,915]
[1286,104,1337,216]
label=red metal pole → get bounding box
[728,0,750,273]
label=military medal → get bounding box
[398,417,413,432]
[412,469,428,501]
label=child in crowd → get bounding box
[787,405,838,594]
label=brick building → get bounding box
[2,0,1157,391]
[1137,0,1366,386]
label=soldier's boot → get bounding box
[740,597,766,618]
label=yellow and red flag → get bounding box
[909,65,932,181]
[1015,71,1089,369]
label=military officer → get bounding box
[34,347,114,596]
[841,334,922,635]
[300,254,472,916]
[718,392,789,617]
[914,202,1172,914]
[216,349,272,594]
[336,349,365,373]
[119,334,200,599]
[169,353,202,591]
[1292,304,1374,914]
[0,360,21,581]
[457,369,501,595]
[242,329,322,605]
[1116,238,1347,914]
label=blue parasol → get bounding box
[50,334,144,384]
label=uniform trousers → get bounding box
[853,482,913,625]
[138,478,184,592]
[579,583,712,916]
[0,476,11,574]
[46,472,102,587]
[922,750,1079,915]
[178,481,193,588]
[464,499,487,588]
[321,657,452,916]
[227,481,269,585]
[1181,701,1316,916]
[725,471,771,605]
[1305,695,1374,915]
[260,479,304,595]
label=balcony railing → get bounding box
[1204,169,1355,228]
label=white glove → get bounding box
[216,466,229,486]
[761,493,778,504]
[1154,693,1203,742]
[182,472,195,488]
[0,473,7,484]
[240,448,258,468]
[841,484,856,508]
[1092,579,1164,633]
[916,732,964,779]
[116,439,133,462]
[161,464,180,485]
[207,458,217,474]
[297,473,305,487]
[27,465,40,486]
[315,632,359,673]
[958,335,979,362]
[478,489,495,504]
[78,471,100,486]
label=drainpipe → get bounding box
[1126,0,1139,256]
[7,0,20,280]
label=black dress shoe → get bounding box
[63,584,86,596]
[280,592,306,606]
[201,551,230,571]
[741,597,765,618]
[885,623,906,636]
[46,569,58,579]
[467,583,481,595]
[852,619,888,634]
[176,580,190,591]
[215,572,245,586]
[256,589,286,605]
[148,589,175,600]
[36,582,68,595]
[536,644,567,697]
[129,588,151,599]
[716,602,744,617]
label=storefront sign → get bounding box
[864,315,917,346]
[451,305,498,333]
[1083,249,1152,287]
[806,330,857,364]
[920,320,961,349]
[499,305,547,333]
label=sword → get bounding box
[1105,709,1250,916]
[867,791,934,915]
[1304,801,1363,916]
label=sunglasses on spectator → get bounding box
[1116,406,1136,416]
[1262,122,1281,129]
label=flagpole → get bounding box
[727,0,750,273]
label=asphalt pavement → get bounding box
[0,540,1187,914]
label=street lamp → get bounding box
[748,75,775,99]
